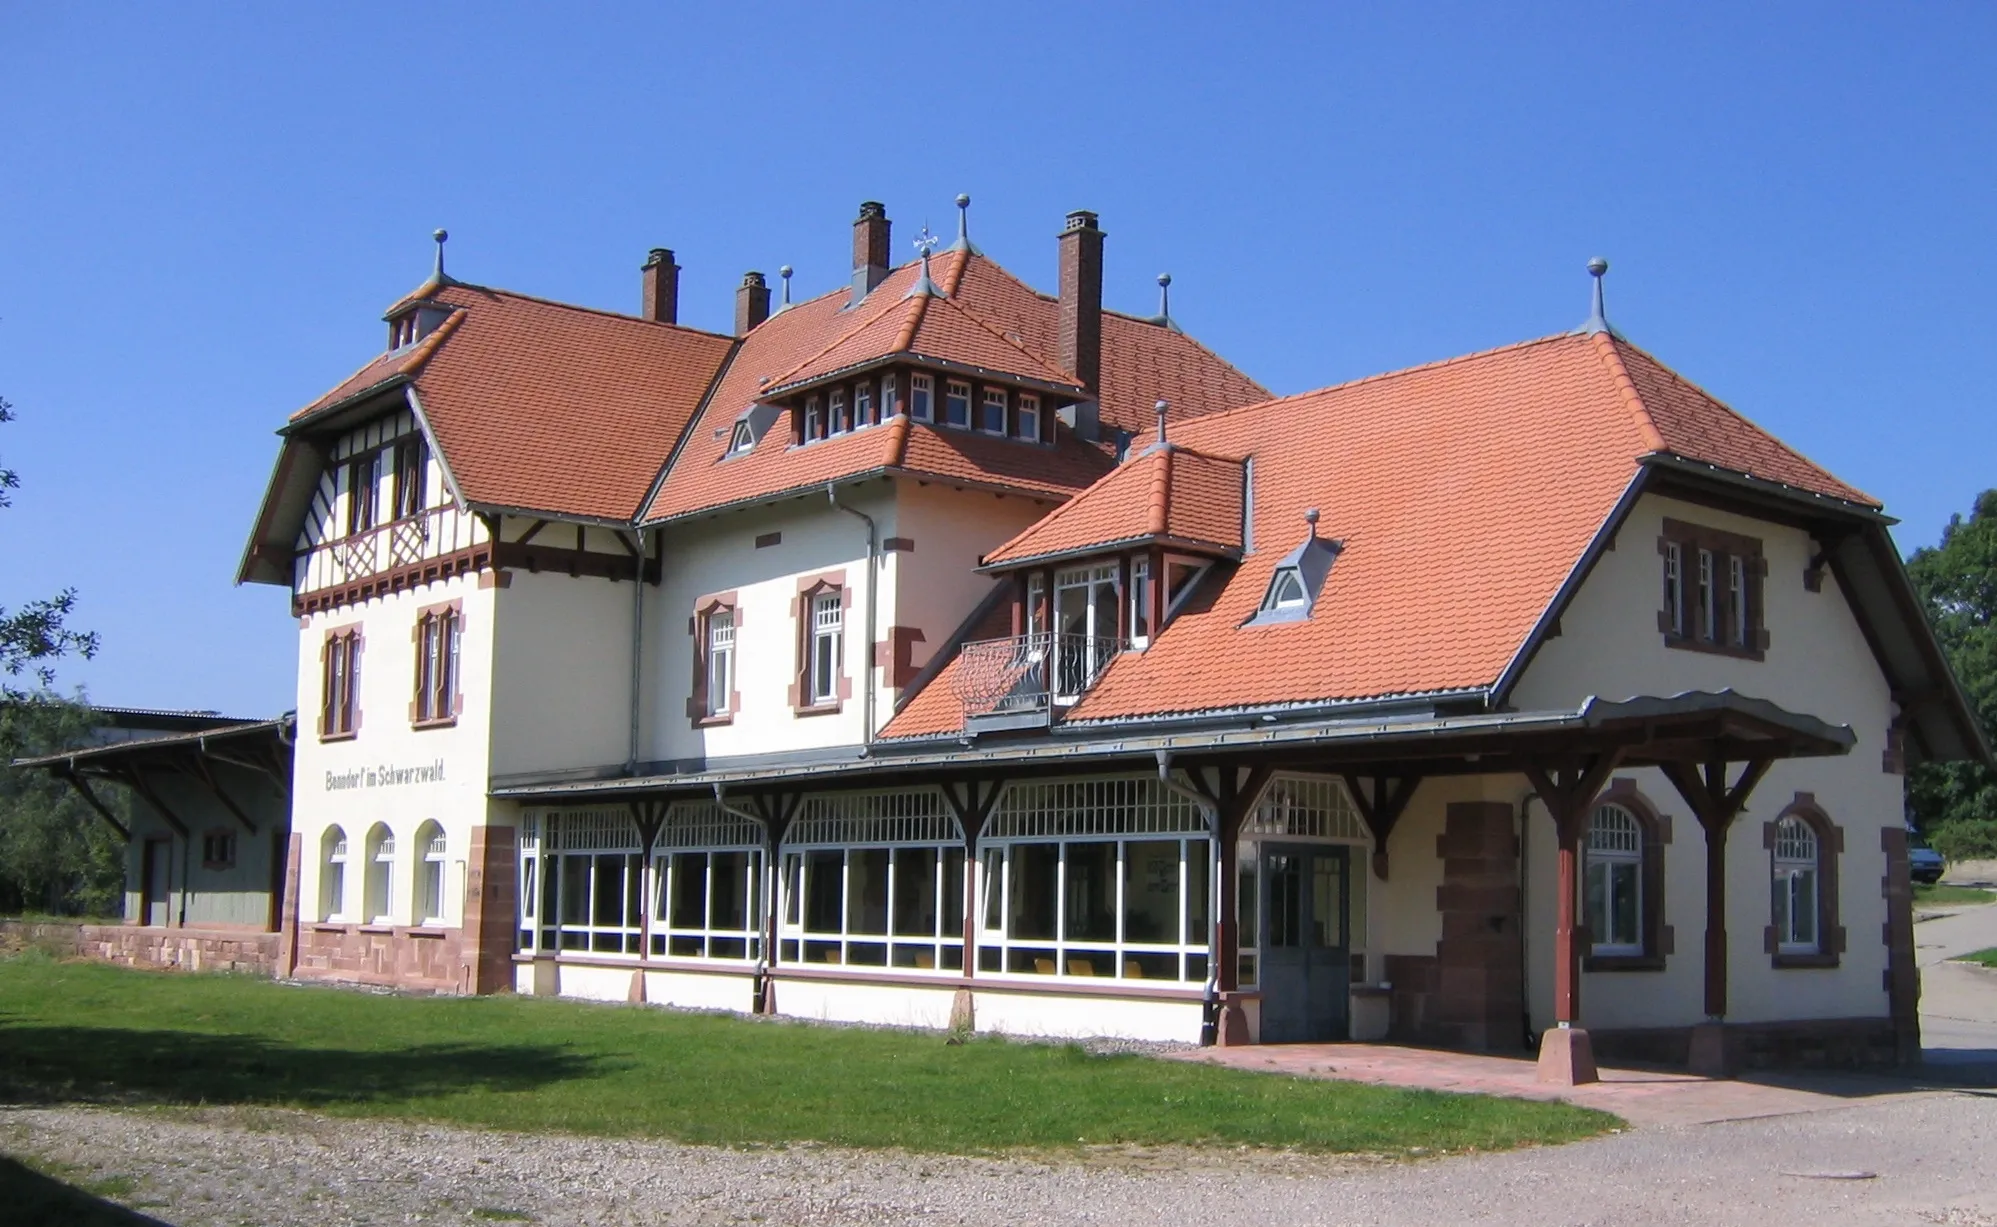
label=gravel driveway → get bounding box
[8,1088,1997,1227]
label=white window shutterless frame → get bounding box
[809,593,842,704]
[1052,564,1119,702]
[1584,804,1643,954]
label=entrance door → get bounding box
[1258,845,1350,1043]
[140,837,173,927]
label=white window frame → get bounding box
[1260,566,1308,611]
[1585,803,1644,955]
[651,803,766,962]
[321,827,350,922]
[854,381,874,428]
[705,609,735,717]
[882,373,899,418]
[1773,816,1820,955]
[1128,557,1152,648]
[1663,541,1684,636]
[944,379,972,429]
[365,824,396,925]
[778,789,966,973]
[977,776,1213,985]
[804,396,823,442]
[980,387,1008,436]
[911,373,934,422]
[1730,554,1749,648]
[728,420,755,454]
[520,809,645,957]
[417,823,448,925]
[808,592,842,705]
[829,388,849,435]
[1697,548,1716,642]
[1017,393,1040,441]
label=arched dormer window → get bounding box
[1261,567,1308,612]
[1244,511,1340,627]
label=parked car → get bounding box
[1909,844,1945,885]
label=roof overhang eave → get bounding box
[1639,452,1892,525]
[765,352,1084,401]
[10,715,296,771]
[278,376,414,439]
[978,535,1243,574]
[491,689,1853,804]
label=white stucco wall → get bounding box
[490,569,635,777]
[292,574,498,930]
[887,480,1052,683]
[1511,491,1900,1031]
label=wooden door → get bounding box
[1257,845,1350,1043]
[140,837,173,927]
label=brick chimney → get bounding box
[735,271,771,335]
[851,201,892,305]
[641,248,680,324]
[1057,210,1104,394]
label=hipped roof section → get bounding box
[981,444,1246,569]
[883,330,1884,740]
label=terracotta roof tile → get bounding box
[405,284,734,521]
[982,445,1245,567]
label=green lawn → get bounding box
[0,956,1613,1155]
[1914,883,1996,907]
[1956,947,1997,969]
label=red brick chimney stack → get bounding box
[735,271,771,336]
[641,248,680,325]
[852,201,892,304]
[1057,210,1104,393]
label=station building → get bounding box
[235,199,1986,1080]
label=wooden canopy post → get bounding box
[1180,762,1273,1047]
[1521,749,1624,1085]
[1659,754,1774,1077]
[941,777,1008,1035]
[625,797,670,988]
[1341,773,1422,880]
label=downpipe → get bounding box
[826,482,879,755]
[715,784,775,1013]
[625,528,648,775]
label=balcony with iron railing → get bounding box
[951,632,1129,732]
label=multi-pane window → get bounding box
[652,805,765,961]
[854,381,874,428]
[830,388,849,435]
[804,396,823,442]
[1659,520,1764,656]
[391,437,427,521]
[201,830,236,869]
[345,452,380,536]
[321,827,349,921]
[945,379,972,428]
[414,607,460,725]
[522,810,645,955]
[364,823,396,925]
[1129,558,1153,645]
[417,822,447,924]
[980,388,1008,435]
[779,790,966,970]
[1017,394,1040,441]
[1584,804,1643,954]
[977,776,1212,984]
[911,373,934,422]
[703,609,735,717]
[809,592,843,705]
[882,373,899,418]
[1773,816,1820,954]
[322,629,362,739]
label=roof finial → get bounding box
[431,228,450,283]
[1580,256,1617,337]
[776,265,795,313]
[1304,507,1320,538]
[905,226,943,299]
[1155,399,1170,449]
[950,193,982,255]
[1147,272,1183,332]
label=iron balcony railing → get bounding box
[952,632,1129,728]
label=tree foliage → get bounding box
[1,394,100,698]
[1906,488,1997,861]
[0,696,125,916]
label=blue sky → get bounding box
[1,5,1991,717]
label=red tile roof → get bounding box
[292,283,736,521]
[883,329,1868,739]
[982,444,1245,567]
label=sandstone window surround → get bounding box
[1581,781,1673,972]
[319,624,364,741]
[411,600,463,728]
[1765,794,1844,969]
[687,591,741,726]
[791,571,852,717]
[1658,517,1768,660]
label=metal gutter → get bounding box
[1639,452,1892,524]
[977,535,1242,575]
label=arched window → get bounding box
[1772,816,1819,954]
[364,823,396,925]
[1585,804,1644,955]
[321,826,349,922]
[416,821,447,926]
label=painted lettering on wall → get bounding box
[323,759,447,792]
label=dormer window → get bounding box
[980,388,1008,435]
[882,373,899,418]
[386,304,449,352]
[911,374,934,422]
[1017,394,1040,442]
[1261,567,1308,611]
[729,421,755,454]
[855,381,874,428]
[945,380,972,429]
[829,389,849,435]
[1244,513,1340,627]
[804,396,824,442]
